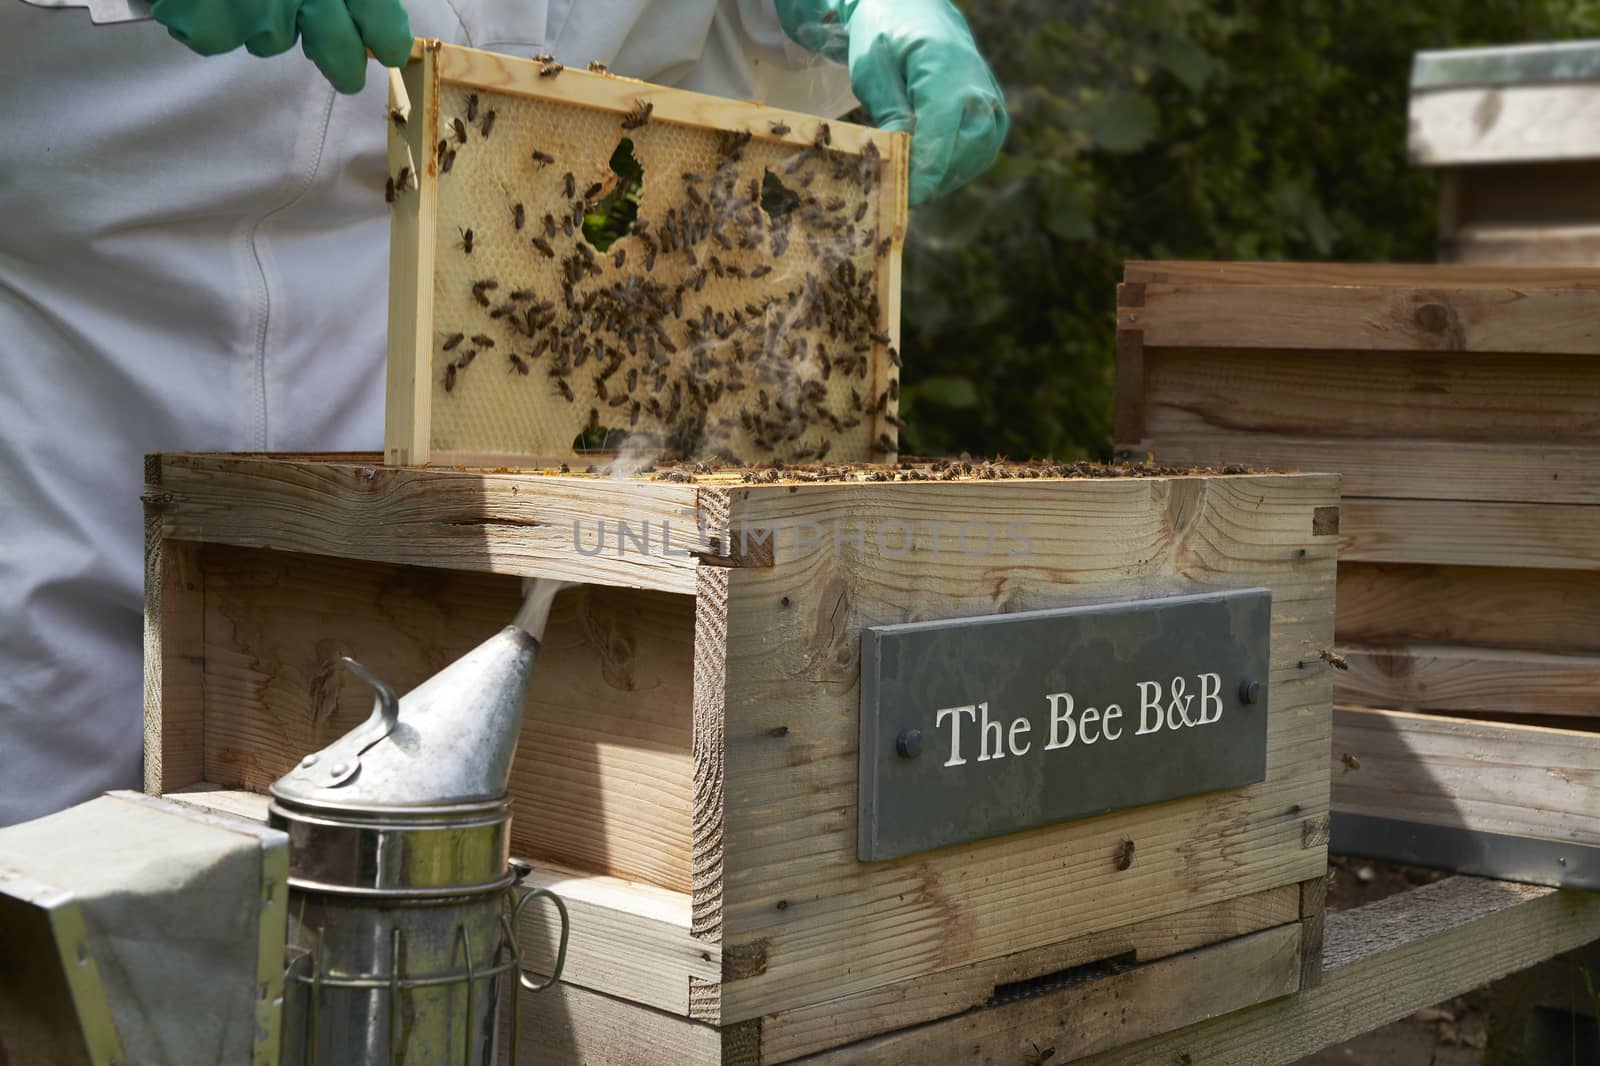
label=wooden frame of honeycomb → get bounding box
[384,40,909,468]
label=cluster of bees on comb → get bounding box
[393,70,902,463]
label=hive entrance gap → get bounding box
[582,138,643,252]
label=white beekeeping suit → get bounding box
[0,0,852,825]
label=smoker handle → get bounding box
[513,888,570,992]
[340,656,401,733]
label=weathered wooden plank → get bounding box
[715,475,1338,1022]
[1339,498,1600,570]
[792,922,1303,1065]
[1123,260,1600,289]
[1129,283,1600,353]
[383,49,438,466]
[1335,643,1600,719]
[150,453,708,594]
[1074,876,1600,1065]
[1143,349,1600,446]
[143,455,207,793]
[1337,564,1600,655]
[1123,432,1600,506]
[1411,84,1600,166]
[196,544,698,893]
[505,983,729,1066]
[759,886,1300,1063]
[1331,707,1600,847]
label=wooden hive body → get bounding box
[145,452,1336,1063]
[385,42,908,468]
[1116,259,1600,889]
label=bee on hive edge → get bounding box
[887,347,902,369]
[384,176,396,203]
[814,121,831,148]
[584,181,603,201]
[531,149,555,167]
[512,203,525,230]
[1114,838,1135,872]
[457,226,474,254]
[769,120,790,136]
[466,93,479,123]
[587,60,609,73]
[533,52,554,62]
[388,106,406,130]
[874,433,894,453]
[621,100,653,130]
[441,150,457,174]
[540,60,564,77]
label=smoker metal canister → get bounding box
[269,626,568,1066]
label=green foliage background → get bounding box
[898,1,1600,460]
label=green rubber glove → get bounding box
[775,0,1008,205]
[150,0,413,94]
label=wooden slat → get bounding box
[1130,282,1600,353]
[1123,259,1600,289]
[759,886,1300,1063]
[1336,643,1600,720]
[506,982,729,1066]
[1411,84,1600,166]
[149,453,708,594]
[1337,564,1600,656]
[196,545,697,893]
[384,46,438,466]
[1339,498,1600,570]
[1143,348,1600,445]
[428,40,901,159]
[1450,225,1600,267]
[793,923,1302,1065]
[1125,432,1600,506]
[514,860,720,1016]
[143,455,207,793]
[1331,707,1600,847]
[715,474,1338,1023]
[1073,876,1600,1065]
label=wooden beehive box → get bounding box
[144,452,1337,1064]
[384,41,908,468]
[1116,259,1600,889]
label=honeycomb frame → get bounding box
[385,40,909,468]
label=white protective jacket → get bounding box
[0,0,851,824]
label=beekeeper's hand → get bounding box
[775,0,1009,205]
[150,0,413,94]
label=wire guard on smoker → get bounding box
[270,627,569,1065]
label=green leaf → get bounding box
[909,376,980,409]
[1076,91,1158,153]
[1158,33,1215,93]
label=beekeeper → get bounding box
[0,0,1007,824]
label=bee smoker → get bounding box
[269,626,569,1066]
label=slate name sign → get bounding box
[858,589,1272,861]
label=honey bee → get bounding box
[562,172,575,198]
[854,201,869,223]
[480,109,497,138]
[613,248,625,269]
[587,60,609,73]
[542,213,557,238]
[629,400,641,426]
[533,52,554,62]
[466,93,479,122]
[539,60,564,77]
[584,182,603,201]
[509,352,529,375]
[510,289,535,301]
[749,265,772,280]
[888,378,899,401]
[470,334,495,348]
[814,122,831,148]
[532,236,555,258]
[572,199,585,226]
[442,332,465,351]
[874,433,894,453]
[561,215,574,239]
[769,120,791,136]
[555,378,575,402]
[593,375,608,402]
[512,203,525,230]
[452,117,468,144]
[471,279,498,305]
[888,347,902,369]
[457,226,475,254]
[530,149,555,167]
[621,100,653,130]
[626,367,638,393]
[441,150,457,174]
[388,106,406,129]
[436,138,449,162]
[443,363,457,392]
[876,236,892,258]
[1320,649,1351,671]
[455,348,478,369]
[384,176,396,204]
